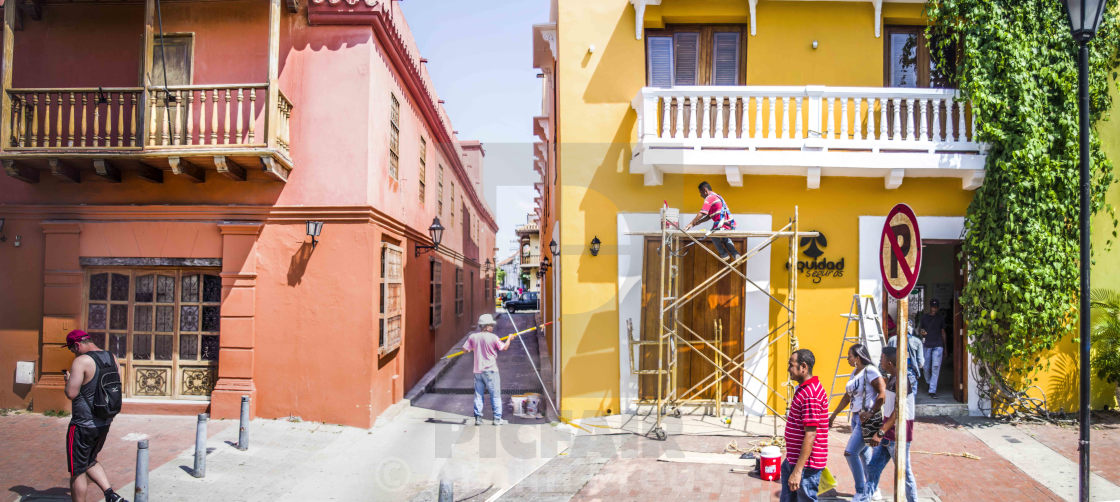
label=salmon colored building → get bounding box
[0,0,496,428]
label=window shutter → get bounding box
[647,36,673,87]
[673,32,699,86]
[712,32,740,85]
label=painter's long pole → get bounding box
[503,310,560,420]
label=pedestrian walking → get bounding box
[681,181,741,261]
[827,344,886,502]
[781,348,828,501]
[866,346,919,502]
[462,314,511,425]
[886,314,923,383]
[918,299,948,398]
[62,330,128,502]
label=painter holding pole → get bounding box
[879,203,922,501]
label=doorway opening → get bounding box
[885,241,967,404]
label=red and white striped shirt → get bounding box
[784,375,829,469]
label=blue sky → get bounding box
[401,0,548,259]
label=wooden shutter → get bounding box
[711,32,740,85]
[673,32,699,86]
[647,36,674,87]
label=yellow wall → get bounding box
[556,0,1113,417]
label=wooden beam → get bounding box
[168,156,204,183]
[1,1,18,153]
[285,0,299,14]
[214,155,246,181]
[260,156,289,182]
[48,158,80,183]
[265,0,281,149]
[140,0,155,147]
[3,159,38,183]
[93,159,121,183]
[137,162,164,183]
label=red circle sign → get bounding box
[879,203,922,299]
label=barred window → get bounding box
[389,94,400,180]
[430,259,442,329]
[379,243,403,355]
[418,137,427,202]
[450,182,455,224]
[455,267,464,316]
[437,165,444,215]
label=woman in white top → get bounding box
[828,344,887,502]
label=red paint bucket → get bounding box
[760,446,781,481]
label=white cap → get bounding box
[477,314,497,327]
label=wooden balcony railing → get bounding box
[7,84,291,154]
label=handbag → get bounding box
[857,368,883,443]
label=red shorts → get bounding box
[66,424,110,476]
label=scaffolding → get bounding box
[627,206,818,440]
[828,294,885,423]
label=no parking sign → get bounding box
[879,203,922,299]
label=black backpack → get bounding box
[89,351,123,419]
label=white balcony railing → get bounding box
[631,86,987,189]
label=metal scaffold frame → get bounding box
[627,206,818,440]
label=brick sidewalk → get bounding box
[0,413,231,502]
[503,417,1066,501]
[1019,412,1120,487]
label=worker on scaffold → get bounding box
[681,181,741,261]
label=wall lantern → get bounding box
[483,258,492,273]
[549,239,559,257]
[589,236,601,257]
[540,256,551,272]
[306,221,324,248]
[0,217,5,242]
[415,217,445,257]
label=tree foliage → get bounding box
[927,0,1120,416]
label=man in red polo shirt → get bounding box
[782,348,828,501]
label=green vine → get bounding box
[927,0,1120,418]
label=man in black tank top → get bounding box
[63,330,128,502]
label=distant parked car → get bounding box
[504,292,539,313]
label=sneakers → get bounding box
[105,491,129,502]
[474,417,483,425]
[929,393,938,399]
[871,489,884,501]
[493,418,508,425]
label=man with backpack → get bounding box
[63,330,128,502]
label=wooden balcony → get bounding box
[631,85,987,189]
[1,84,293,184]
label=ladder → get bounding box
[828,294,885,421]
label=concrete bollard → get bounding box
[437,479,453,502]
[237,395,250,451]
[135,439,149,502]
[193,413,208,478]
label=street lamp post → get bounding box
[1061,1,1107,500]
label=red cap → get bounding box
[66,329,90,347]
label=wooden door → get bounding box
[639,238,744,401]
[150,35,192,143]
[953,243,967,403]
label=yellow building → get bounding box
[547,0,1116,420]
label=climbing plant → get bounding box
[927,0,1120,418]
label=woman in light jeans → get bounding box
[828,344,887,502]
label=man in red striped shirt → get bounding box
[782,348,828,501]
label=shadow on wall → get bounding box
[287,241,314,286]
[582,10,643,104]
[12,381,30,399]
[1045,351,1079,413]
